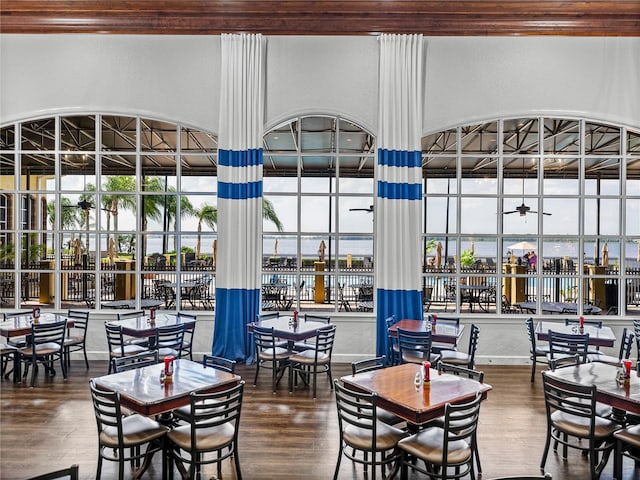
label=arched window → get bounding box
[0,114,218,310]
[261,115,375,313]
[421,117,640,317]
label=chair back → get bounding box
[253,325,279,351]
[541,371,598,438]
[3,310,32,319]
[113,350,159,372]
[104,322,126,355]
[26,464,79,480]
[334,379,379,446]
[547,330,589,365]
[525,317,537,352]
[311,324,337,358]
[397,327,433,364]
[117,310,145,320]
[439,392,483,470]
[202,354,236,373]
[564,318,603,328]
[466,324,480,368]
[66,310,89,339]
[618,327,635,361]
[31,319,67,350]
[303,313,330,324]
[351,355,386,375]
[155,323,186,357]
[256,312,279,322]
[437,361,484,383]
[89,380,126,446]
[185,381,245,449]
[177,312,197,320]
[435,316,460,327]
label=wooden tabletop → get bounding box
[0,313,73,338]
[106,313,195,339]
[249,316,329,342]
[93,359,241,416]
[535,320,616,348]
[544,362,640,415]
[341,363,492,425]
[388,319,464,345]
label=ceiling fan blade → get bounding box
[349,205,374,213]
[542,212,552,216]
[502,211,518,215]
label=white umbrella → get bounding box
[74,238,82,265]
[508,241,537,252]
[602,242,609,267]
[273,239,278,257]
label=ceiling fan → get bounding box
[349,205,374,213]
[503,201,551,217]
[502,160,551,217]
[64,199,94,211]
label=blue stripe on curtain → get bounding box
[218,181,263,200]
[219,148,263,167]
[377,181,422,201]
[212,287,260,362]
[376,289,423,358]
[378,149,421,167]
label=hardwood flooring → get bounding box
[1,361,639,480]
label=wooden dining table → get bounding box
[341,363,492,425]
[544,362,640,415]
[387,319,464,348]
[93,358,241,417]
[106,313,196,348]
[535,320,616,348]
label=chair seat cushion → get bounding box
[168,422,235,451]
[157,347,181,358]
[439,350,470,364]
[111,344,147,357]
[258,347,291,361]
[19,342,61,356]
[551,410,621,439]
[0,343,18,354]
[398,427,471,465]
[401,351,440,364]
[343,421,406,451]
[614,424,640,448]
[63,335,84,346]
[290,350,330,365]
[100,414,168,448]
[586,353,621,365]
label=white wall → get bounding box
[1,34,639,363]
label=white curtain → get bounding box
[212,33,265,361]
[375,34,425,357]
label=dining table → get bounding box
[246,314,330,360]
[93,359,241,480]
[106,313,196,349]
[516,301,602,315]
[535,320,616,348]
[387,319,464,348]
[341,363,492,425]
[102,298,163,309]
[0,312,75,382]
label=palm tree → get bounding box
[263,197,283,232]
[101,176,136,251]
[194,204,217,259]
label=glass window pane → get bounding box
[61,154,95,191]
[543,198,579,235]
[426,197,457,234]
[101,115,136,151]
[263,195,296,233]
[503,118,539,154]
[422,128,457,154]
[585,158,621,195]
[584,198,619,236]
[543,157,579,196]
[180,127,217,153]
[461,197,497,234]
[461,157,497,194]
[461,122,498,154]
[627,199,640,236]
[60,115,96,151]
[543,118,579,154]
[585,122,621,155]
[301,196,334,232]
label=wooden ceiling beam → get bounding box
[1,1,639,36]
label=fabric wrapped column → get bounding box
[375,34,425,358]
[213,33,265,361]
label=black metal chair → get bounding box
[333,379,406,480]
[439,323,480,369]
[385,314,400,365]
[540,371,620,479]
[177,312,197,360]
[63,310,90,369]
[252,325,292,393]
[104,322,148,374]
[397,327,440,365]
[154,323,186,360]
[89,380,168,480]
[588,327,634,365]
[525,317,550,382]
[546,329,590,368]
[613,424,640,480]
[289,324,337,398]
[112,350,159,373]
[18,319,68,387]
[398,392,482,480]
[167,381,245,480]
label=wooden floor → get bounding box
[1,361,639,480]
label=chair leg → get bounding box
[530,358,536,382]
